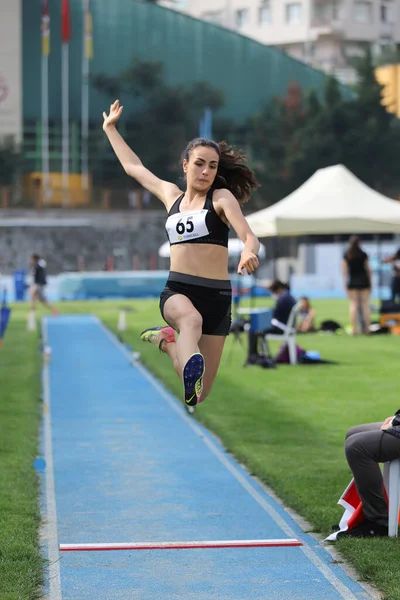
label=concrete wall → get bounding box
[0,210,168,274]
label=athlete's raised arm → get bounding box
[102,100,180,207]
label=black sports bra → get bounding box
[165,188,229,248]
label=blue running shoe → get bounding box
[183,353,205,407]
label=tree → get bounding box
[247,47,400,208]
[92,58,227,200]
[247,81,307,206]
[340,47,398,192]
[367,44,400,68]
[0,139,20,186]
[287,77,347,187]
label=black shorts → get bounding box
[347,277,370,290]
[159,272,232,336]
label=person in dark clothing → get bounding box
[247,280,296,361]
[336,413,400,539]
[342,236,371,335]
[30,254,57,314]
[267,279,297,334]
[381,247,400,302]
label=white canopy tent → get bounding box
[158,238,266,259]
[246,164,400,237]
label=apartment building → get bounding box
[178,1,400,84]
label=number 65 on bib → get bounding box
[166,210,209,243]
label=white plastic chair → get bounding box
[264,301,302,365]
[383,458,400,537]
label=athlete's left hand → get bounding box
[238,250,259,275]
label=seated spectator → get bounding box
[267,279,297,334]
[296,296,316,333]
[336,413,400,539]
[247,280,296,362]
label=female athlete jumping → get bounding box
[103,100,260,409]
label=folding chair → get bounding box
[263,301,302,365]
[383,458,400,537]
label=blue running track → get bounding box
[40,315,376,600]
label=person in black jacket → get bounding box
[337,413,400,539]
[266,280,297,334]
[30,254,57,314]
[247,280,296,362]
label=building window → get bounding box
[286,3,302,24]
[314,1,340,21]
[236,8,249,28]
[353,1,372,24]
[381,3,395,24]
[202,11,224,25]
[259,1,272,24]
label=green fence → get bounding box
[23,0,354,124]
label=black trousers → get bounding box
[391,276,400,302]
[345,423,400,525]
[247,328,283,358]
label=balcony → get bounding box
[310,17,344,38]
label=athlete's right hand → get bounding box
[103,99,123,130]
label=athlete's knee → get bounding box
[177,310,203,333]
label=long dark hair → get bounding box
[345,235,364,260]
[181,138,259,205]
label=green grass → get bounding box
[2,298,400,599]
[0,310,43,600]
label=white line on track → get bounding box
[42,317,62,600]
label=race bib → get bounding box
[166,210,209,244]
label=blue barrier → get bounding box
[57,271,271,301]
[14,270,26,302]
[57,271,170,300]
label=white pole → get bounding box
[41,53,50,204]
[81,53,89,191]
[62,42,69,207]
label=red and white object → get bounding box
[325,473,400,541]
[60,538,302,552]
